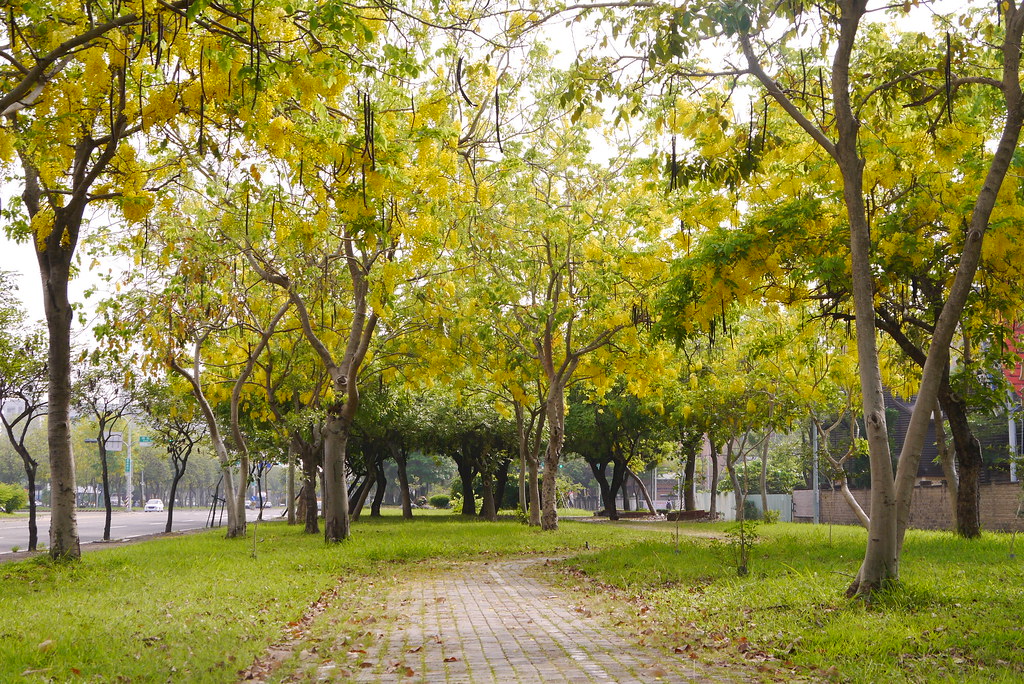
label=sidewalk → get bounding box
[281,558,729,683]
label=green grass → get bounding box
[0,515,661,682]
[561,522,1024,683]
[3,517,1022,683]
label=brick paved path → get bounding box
[346,558,720,683]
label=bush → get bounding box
[0,483,28,513]
[742,499,762,521]
[428,494,451,509]
[763,509,780,524]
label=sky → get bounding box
[0,219,100,326]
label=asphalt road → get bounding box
[0,507,283,554]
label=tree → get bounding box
[1,0,278,559]
[75,361,134,541]
[166,290,290,539]
[257,328,328,531]
[0,274,47,550]
[566,381,672,518]
[736,4,1024,594]
[449,101,671,529]
[101,210,293,540]
[582,1,1024,595]
[136,379,207,533]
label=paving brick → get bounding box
[345,558,724,683]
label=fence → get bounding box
[693,492,793,522]
[793,482,1024,531]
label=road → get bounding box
[0,507,283,554]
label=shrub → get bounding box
[763,509,780,524]
[742,499,762,521]
[0,483,28,513]
[428,494,451,509]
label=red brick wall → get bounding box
[795,483,1024,531]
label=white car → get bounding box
[143,499,164,512]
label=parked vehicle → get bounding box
[143,499,164,512]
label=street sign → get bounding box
[139,436,153,444]
[124,457,131,471]
[105,432,123,452]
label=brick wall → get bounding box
[794,482,1024,531]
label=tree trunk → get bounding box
[608,459,626,520]
[351,452,377,520]
[939,390,980,538]
[100,446,112,541]
[527,454,541,525]
[590,460,611,516]
[166,465,184,534]
[296,438,319,534]
[287,446,297,525]
[834,12,900,595]
[219,457,242,538]
[302,466,319,534]
[759,436,770,517]
[494,457,511,512]
[393,445,413,519]
[932,401,959,532]
[322,411,351,542]
[540,382,567,531]
[457,456,476,516]
[515,404,529,515]
[370,452,387,517]
[627,467,657,514]
[728,456,744,523]
[529,409,546,526]
[838,473,871,529]
[708,433,721,520]
[349,474,371,520]
[518,449,527,516]
[683,451,696,511]
[480,467,497,521]
[26,464,38,552]
[39,246,80,559]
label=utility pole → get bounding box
[1010,408,1019,484]
[126,421,133,512]
[812,421,820,524]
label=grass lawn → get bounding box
[0,512,661,682]
[1,515,1021,682]
[560,521,1024,683]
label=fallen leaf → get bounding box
[407,645,423,653]
[444,656,458,663]
[37,640,54,652]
